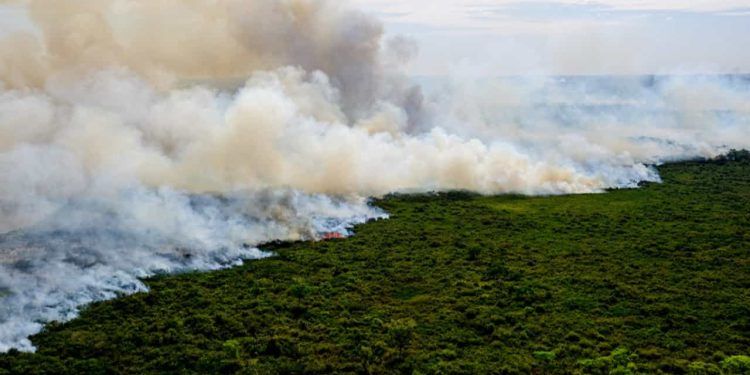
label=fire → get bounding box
[321,232,345,240]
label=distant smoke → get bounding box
[1,0,749,352]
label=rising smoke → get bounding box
[0,0,749,352]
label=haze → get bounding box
[353,0,750,76]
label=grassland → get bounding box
[1,158,750,374]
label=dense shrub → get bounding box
[722,355,750,374]
[2,160,750,373]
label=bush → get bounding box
[688,361,722,375]
[533,351,557,362]
[721,355,750,374]
[726,149,750,162]
[714,149,750,163]
[467,246,481,261]
[579,347,638,374]
[386,318,417,351]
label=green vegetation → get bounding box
[715,149,750,164]
[2,159,750,374]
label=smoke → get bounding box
[0,187,381,352]
[0,0,749,352]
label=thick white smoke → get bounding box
[0,188,381,352]
[0,0,749,352]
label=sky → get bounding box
[353,0,750,76]
[0,0,748,76]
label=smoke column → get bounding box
[0,0,749,351]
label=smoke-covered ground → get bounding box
[0,0,749,352]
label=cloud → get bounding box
[468,1,750,22]
[351,0,750,75]
[353,0,750,30]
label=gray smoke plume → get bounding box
[0,0,749,352]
